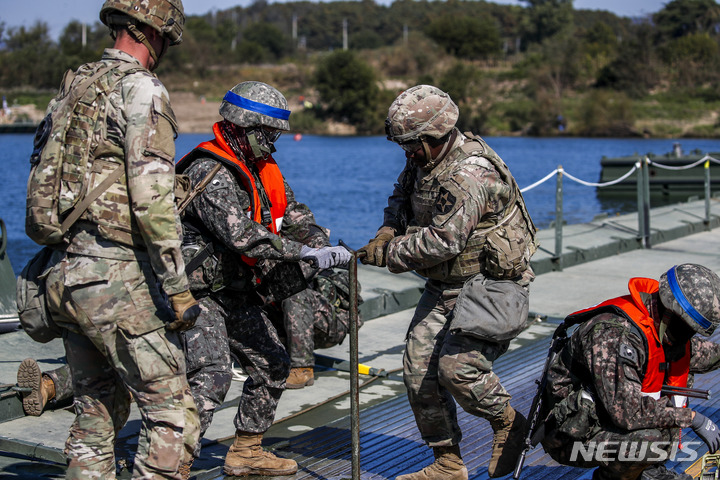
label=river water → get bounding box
[2,133,718,274]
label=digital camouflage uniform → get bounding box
[382,128,535,447]
[541,292,720,480]
[279,264,360,369]
[41,48,199,480]
[179,154,334,456]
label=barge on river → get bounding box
[599,143,720,197]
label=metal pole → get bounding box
[554,166,563,271]
[705,159,711,229]
[642,156,651,248]
[636,158,645,248]
[349,250,360,480]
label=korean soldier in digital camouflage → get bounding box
[539,264,720,480]
[175,80,351,476]
[20,0,202,479]
[359,85,538,479]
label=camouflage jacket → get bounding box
[383,131,533,284]
[65,48,188,295]
[545,292,720,431]
[181,156,329,291]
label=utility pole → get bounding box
[343,18,348,50]
[292,14,298,48]
[81,23,87,48]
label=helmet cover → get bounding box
[219,81,290,132]
[385,85,459,143]
[659,263,720,336]
[100,0,185,45]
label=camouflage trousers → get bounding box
[404,279,512,447]
[280,288,350,368]
[542,423,679,480]
[44,253,200,480]
[182,290,290,455]
[45,362,74,404]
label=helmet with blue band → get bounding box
[219,81,290,131]
[659,264,720,336]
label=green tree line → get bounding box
[1,0,720,136]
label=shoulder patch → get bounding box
[435,187,457,214]
[618,342,639,365]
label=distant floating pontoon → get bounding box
[598,143,720,196]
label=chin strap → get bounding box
[127,23,160,69]
[419,129,458,171]
[247,130,274,161]
[658,309,673,344]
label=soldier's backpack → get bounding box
[25,62,140,246]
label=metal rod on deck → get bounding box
[344,241,361,480]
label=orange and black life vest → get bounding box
[177,122,288,265]
[566,277,691,407]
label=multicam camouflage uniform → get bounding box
[179,155,333,456]
[383,131,535,446]
[541,293,720,480]
[366,86,538,463]
[41,48,199,479]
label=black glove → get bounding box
[168,290,201,331]
[692,412,720,453]
[358,229,394,267]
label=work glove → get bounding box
[300,245,352,269]
[692,412,720,453]
[167,290,201,331]
[358,228,394,267]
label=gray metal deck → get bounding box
[2,197,720,479]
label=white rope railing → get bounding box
[520,163,640,192]
[649,154,720,171]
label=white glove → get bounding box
[300,245,352,269]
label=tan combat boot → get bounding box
[395,445,468,480]
[223,432,298,476]
[178,459,193,480]
[286,367,314,389]
[488,404,527,478]
[17,358,56,416]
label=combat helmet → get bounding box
[220,81,291,132]
[658,264,720,336]
[100,0,185,46]
[385,85,459,145]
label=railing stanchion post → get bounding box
[642,156,651,248]
[636,158,646,248]
[705,159,711,230]
[554,166,563,271]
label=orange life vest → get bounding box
[177,122,288,265]
[567,277,691,407]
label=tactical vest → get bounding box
[566,277,692,407]
[412,134,538,282]
[176,123,288,290]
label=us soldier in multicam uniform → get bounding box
[20,1,202,479]
[175,81,351,476]
[359,85,538,480]
[540,264,720,480]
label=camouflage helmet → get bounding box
[658,264,720,336]
[385,85,459,144]
[100,0,185,45]
[219,81,291,132]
